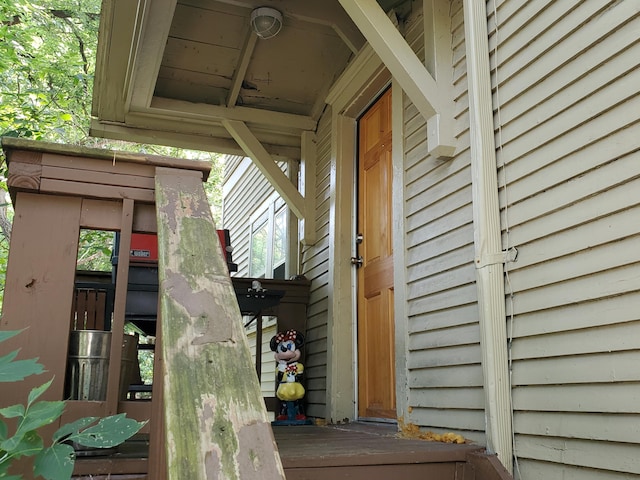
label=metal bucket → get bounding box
[66,330,111,401]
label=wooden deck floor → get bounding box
[274,422,486,480]
[72,421,511,479]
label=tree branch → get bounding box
[0,206,12,243]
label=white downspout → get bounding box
[462,0,513,474]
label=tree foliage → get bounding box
[0,0,99,143]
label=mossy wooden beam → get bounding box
[155,167,285,480]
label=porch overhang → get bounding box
[91,0,455,239]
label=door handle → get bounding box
[350,255,363,268]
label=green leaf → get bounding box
[0,475,22,480]
[52,416,97,443]
[0,404,25,420]
[0,433,21,453]
[0,419,7,441]
[7,430,43,459]
[2,400,64,452]
[18,401,65,435]
[0,330,23,344]
[33,443,75,480]
[0,351,45,382]
[68,414,145,448]
[27,379,53,405]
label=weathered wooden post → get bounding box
[155,167,286,479]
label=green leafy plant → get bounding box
[0,329,146,479]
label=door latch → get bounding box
[350,255,363,268]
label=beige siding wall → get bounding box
[246,319,278,402]
[299,108,332,418]
[489,1,640,478]
[222,6,640,475]
[401,0,485,444]
[221,157,288,276]
[221,118,331,420]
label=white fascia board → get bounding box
[128,0,178,111]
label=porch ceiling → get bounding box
[91,0,406,157]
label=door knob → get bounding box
[350,255,363,268]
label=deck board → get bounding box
[73,422,489,479]
[274,422,483,468]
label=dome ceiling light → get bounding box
[250,7,283,40]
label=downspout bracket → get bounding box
[475,247,518,269]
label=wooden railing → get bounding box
[155,168,286,479]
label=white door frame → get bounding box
[325,45,407,422]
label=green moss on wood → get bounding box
[155,173,282,479]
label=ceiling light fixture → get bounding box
[250,7,283,40]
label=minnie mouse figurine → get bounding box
[270,329,311,424]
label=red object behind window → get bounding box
[130,233,158,262]
[128,231,236,271]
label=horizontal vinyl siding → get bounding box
[299,107,332,417]
[490,0,640,478]
[221,156,290,396]
[246,320,278,402]
[403,0,485,445]
[221,119,330,419]
[221,157,287,277]
[222,154,244,185]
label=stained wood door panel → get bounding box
[357,88,395,419]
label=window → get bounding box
[250,213,268,278]
[249,197,287,279]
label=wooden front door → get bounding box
[357,88,396,419]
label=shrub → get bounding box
[0,329,146,479]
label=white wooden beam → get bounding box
[222,119,306,221]
[127,0,178,110]
[423,0,456,158]
[90,119,302,158]
[92,0,144,122]
[149,97,317,132]
[300,131,317,245]
[227,31,258,108]
[123,109,303,150]
[327,112,358,422]
[339,0,456,158]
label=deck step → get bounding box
[274,424,512,480]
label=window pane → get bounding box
[250,221,268,277]
[273,208,286,267]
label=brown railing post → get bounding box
[155,167,285,480]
